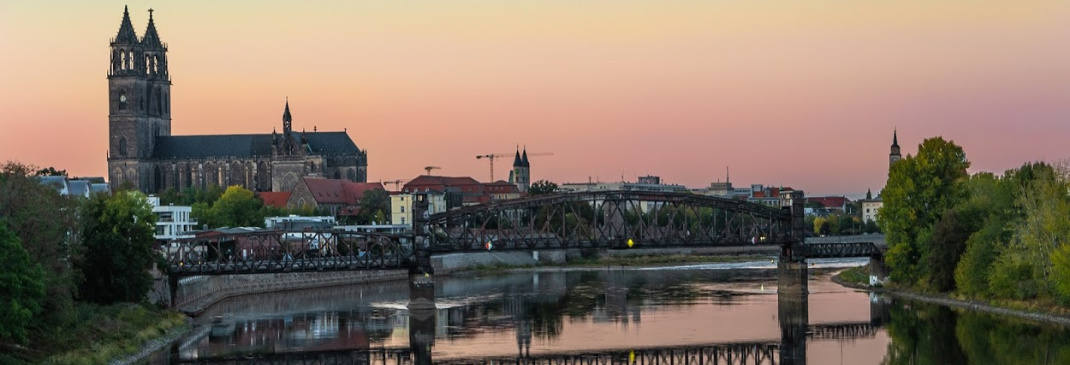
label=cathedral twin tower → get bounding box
[107,7,368,193]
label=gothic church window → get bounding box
[118,137,127,157]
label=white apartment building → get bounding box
[147,196,197,241]
[860,199,883,223]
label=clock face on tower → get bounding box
[119,94,127,102]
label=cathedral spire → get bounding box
[513,147,522,167]
[113,5,139,44]
[892,129,899,148]
[521,147,530,167]
[282,98,293,133]
[141,8,164,50]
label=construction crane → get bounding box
[424,166,440,175]
[381,179,403,191]
[476,151,553,181]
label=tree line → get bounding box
[880,137,1070,304]
[0,162,159,353]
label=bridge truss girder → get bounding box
[162,230,412,277]
[803,242,881,259]
[428,191,793,252]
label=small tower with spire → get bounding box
[283,98,293,134]
[512,146,532,193]
[889,129,902,168]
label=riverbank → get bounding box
[0,303,190,365]
[832,266,1070,326]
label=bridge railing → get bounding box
[160,230,414,276]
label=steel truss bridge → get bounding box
[162,230,411,277]
[161,191,883,276]
[427,191,792,251]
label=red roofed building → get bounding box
[287,177,385,216]
[401,175,520,207]
[258,191,291,209]
[807,196,850,212]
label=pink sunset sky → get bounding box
[1,1,1068,196]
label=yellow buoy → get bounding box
[627,239,634,248]
[629,350,636,363]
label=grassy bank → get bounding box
[2,303,188,364]
[832,266,1070,325]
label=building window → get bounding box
[401,206,405,213]
[401,217,406,224]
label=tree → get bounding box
[34,166,67,177]
[77,191,158,304]
[0,222,45,344]
[1005,164,1070,299]
[528,180,558,196]
[0,162,80,326]
[210,186,264,227]
[358,188,390,224]
[925,209,977,292]
[880,137,970,284]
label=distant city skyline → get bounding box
[2,1,1068,196]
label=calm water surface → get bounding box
[148,260,1070,364]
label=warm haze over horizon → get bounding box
[2,1,1068,196]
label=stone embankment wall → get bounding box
[171,244,797,313]
[172,270,407,314]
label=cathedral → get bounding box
[106,7,367,193]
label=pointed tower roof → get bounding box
[140,8,165,49]
[113,6,139,45]
[512,148,523,167]
[282,98,293,133]
[892,129,899,148]
[521,148,530,167]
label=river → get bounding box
[146,259,1070,364]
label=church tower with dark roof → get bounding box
[108,6,172,192]
[511,147,531,193]
[889,129,902,169]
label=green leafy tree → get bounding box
[34,166,67,177]
[357,188,390,224]
[925,209,977,292]
[528,180,558,196]
[77,191,157,304]
[210,186,265,227]
[1004,164,1070,299]
[0,222,45,344]
[880,137,970,284]
[0,162,80,327]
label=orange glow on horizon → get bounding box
[2,1,1069,196]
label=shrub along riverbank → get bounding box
[0,302,187,364]
[833,266,1070,326]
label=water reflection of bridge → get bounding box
[168,270,890,365]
